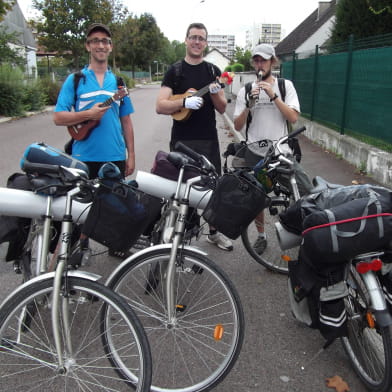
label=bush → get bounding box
[39,76,61,105]
[22,79,47,111]
[231,63,245,72]
[0,65,25,116]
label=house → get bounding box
[1,1,37,76]
[204,48,231,72]
[275,0,337,60]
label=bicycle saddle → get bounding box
[310,175,341,194]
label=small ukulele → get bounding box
[67,87,128,141]
[170,71,234,122]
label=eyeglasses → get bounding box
[87,38,112,46]
[187,35,207,43]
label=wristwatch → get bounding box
[270,94,278,102]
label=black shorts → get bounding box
[84,161,126,179]
[170,139,222,175]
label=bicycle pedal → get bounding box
[13,261,22,275]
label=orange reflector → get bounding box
[214,324,224,341]
[366,312,375,329]
[281,255,292,262]
[356,259,382,274]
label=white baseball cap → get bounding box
[252,44,275,60]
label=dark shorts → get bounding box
[170,139,222,175]
[84,161,126,179]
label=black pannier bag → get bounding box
[279,183,392,235]
[202,171,269,240]
[0,173,32,262]
[302,189,392,264]
[83,179,162,252]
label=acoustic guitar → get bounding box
[67,87,128,141]
[170,71,234,122]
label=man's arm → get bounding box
[209,87,226,114]
[120,114,135,177]
[53,104,109,126]
[156,85,184,115]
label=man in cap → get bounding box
[54,23,136,259]
[233,43,311,254]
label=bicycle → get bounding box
[0,160,152,391]
[275,173,392,391]
[106,144,245,392]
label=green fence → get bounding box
[281,34,392,144]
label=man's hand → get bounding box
[184,96,204,110]
[209,81,222,94]
[89,103,110,121]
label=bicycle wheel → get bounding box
[341,266,392,392]
[0,276,152,392]
[241,204,296,274]
[107,247,244,392]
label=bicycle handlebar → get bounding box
[174,141,217,174]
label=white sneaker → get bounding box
[207,233,233,251]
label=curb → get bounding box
[0,106,54,124]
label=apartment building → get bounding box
[207,34,235,60]
[245,23,282,50]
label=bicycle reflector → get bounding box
[253,160,273,193]
[356,259,382,274]
[214,324,224,341]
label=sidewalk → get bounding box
[0,106,54,124]
[217,99,380,188]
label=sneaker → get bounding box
[253,237,267,255]
[109,249,133,259]
[207,233,233,251]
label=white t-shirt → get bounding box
[234,78,300,144]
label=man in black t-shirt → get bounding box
[156,22,233,251]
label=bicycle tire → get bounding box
[241,205,296,274]
[0,276,152,392]
[106,247,245,392]
[341,266,392,392]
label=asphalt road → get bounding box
[0,84,379,391]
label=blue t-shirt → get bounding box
[55,66,134,162]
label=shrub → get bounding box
[39,76,61,105]
[0,65,25,116]
[231,63,245,72]
[22,79,47,111]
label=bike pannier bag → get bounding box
[20,142,89,174]
[82,180,162,251]
[302,193,392,264]
[202,171,269,240]
[151,150,199,182]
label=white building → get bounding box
[207,34,235,60]
[245,23,282,50]
[1,1,37,77]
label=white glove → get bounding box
[209,82,222,94]
[184,96,204,110]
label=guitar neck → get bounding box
[194,85,211,98]
[99,96,115,108]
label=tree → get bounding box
[232,46,252,71]
[331,0,392,44]
[0,26,26,67]
[0,0,14,22]
[32,0,115,69]
[116,13,165,73]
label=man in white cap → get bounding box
[233,43,311,254]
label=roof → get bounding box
[275,0,336,57]
[1,1,37,49]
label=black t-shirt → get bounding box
[162,60,221,141]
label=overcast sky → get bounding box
[18,0,326,47]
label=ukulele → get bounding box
[67,87,128,141]
[170,71,234,122]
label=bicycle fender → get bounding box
[105,243,208,286]
[0,271,102,309]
